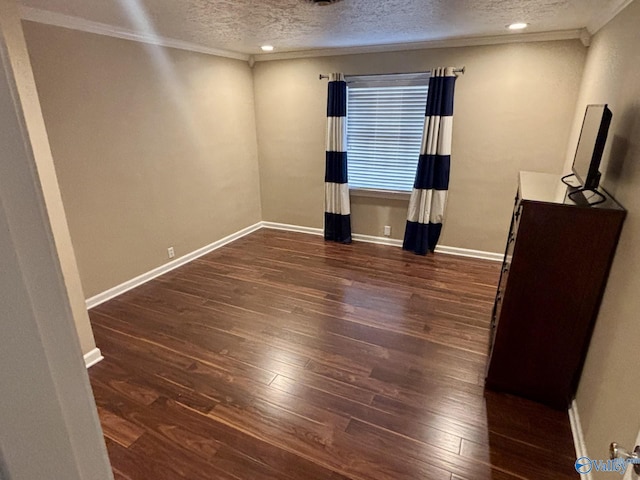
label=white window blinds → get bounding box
[346,73,429,192]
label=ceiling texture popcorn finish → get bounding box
[19,0,632,57]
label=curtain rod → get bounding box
[319,67,465,80]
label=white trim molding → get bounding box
[83,347,104,368]
[85,222,262,309]
[352,233,403,248]
[85,221,503,312]
[434,245,504,262]
[579,28,592,47]
[19,7,588,64]
[260,222,503,261]
[254,29,585,62]
[261,221,323,236]
[20,6,249,61]
[569,399,591,479]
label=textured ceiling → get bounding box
[19,0,628,55]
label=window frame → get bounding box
[345,72,430,199]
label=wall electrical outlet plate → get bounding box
[167,247,175,259]
[383,226,391,236]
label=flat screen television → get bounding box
[571,104,612,190]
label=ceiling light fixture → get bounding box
[508,22,529,30]
[306,0,343,5]
[261,45,274,52]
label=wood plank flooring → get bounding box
[88,229,578,480]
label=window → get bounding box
[346,73,429,193]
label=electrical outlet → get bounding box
[167,247,175,259]
[383,225,391,236]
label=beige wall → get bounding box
[23,22,262,299]
[565,0,640,472]
[253,41,586,252]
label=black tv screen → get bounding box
[572,104,612,190]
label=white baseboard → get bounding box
[85,222,262,309]
[434,245,504,262]
[352,233,404,247]
[261,221,323,236]
[83,347,103,368]
[261,221,503,261]
[569,399,591,478]
[81,221,502,370]
[85,220,503,311]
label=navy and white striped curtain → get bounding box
[324,72,352,243]
[403,67,457,255]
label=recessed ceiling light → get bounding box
[508,22,529,30]
[306,0,344,5]
[261,45,274,52]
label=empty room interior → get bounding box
[2,0,640,479]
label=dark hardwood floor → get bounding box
[88,229,578,480]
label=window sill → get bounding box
[349,188,411,201]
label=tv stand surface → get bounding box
[486,171,625,409]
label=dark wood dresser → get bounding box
[485,171,626,409]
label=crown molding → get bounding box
[586,0,635,34]
[254,29,585,62]
[579,28,592,47]
[19,6,595,64]
[20,6,249,61]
